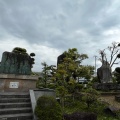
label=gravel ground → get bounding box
[99,95,120,109]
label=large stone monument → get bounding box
[0,51,32,75]
[57,53,66,66]
[93,43,120,91]
[97,60,112,83]
[0,47,38,92]
[93,61,120,91]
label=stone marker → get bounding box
[0,51,33,75]
[0,48,38,92]
[97,60,112,83]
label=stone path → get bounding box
[99,95,120,109]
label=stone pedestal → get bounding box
[93,83,120,91]
[0,74,38,92]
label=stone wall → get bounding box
[34,88,56,100]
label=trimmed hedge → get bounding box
[35,95,62,120]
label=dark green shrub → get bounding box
[30,52,35,56]
[64,112,97,120]
[35,95,62,120]
[115,67,120,73]
[91,76,99,83]
[12,47,27,54]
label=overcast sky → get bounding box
[0,0,120,72]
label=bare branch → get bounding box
[114,62,119,64]
[98,42,120,69]
[110,56,118,67]
[109,42,117,65]
[113,50,119,57]
[98,49,106,64]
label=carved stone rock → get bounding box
[97,60,112,83]
[0,51,32,75]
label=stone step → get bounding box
[0,103,31,109]
[0,92,33,119]
[0,92,30,98]
[0,94,30,98]
[0,92,29,95]
[0,113,33,120]
[0,107,32,115]
[0,98,30,103]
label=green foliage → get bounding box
[35,96,62,120]
[117,54,120,58]
[54,48,94,92]
[37,62,52,88]
[67,79,76,93]
[64,93,120,119]
[64,99,86,114]
[67,80,83,94]
[91,76,99,83]
[12,47,27,54]
[113,68,120,83]
[115,67,120,73]
[36,77,46,88]
[39,48,94,96]
[56,86,68,112]
[97,114,120,120]
[30,52,35,56]
[77,65,94,79]
[57,48,92,81]
[47,84,56,89]
[82,88,99,109]
[36,62,56,89]
[30,53,35,66]
[64,96,107,115]
[75,84,83,91]
[12,47,35,67]
[56,86,68,98]
[64,97,120,120]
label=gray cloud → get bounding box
[0,0,120,71]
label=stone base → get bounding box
[93,83,120,91]
[0,74,38,92]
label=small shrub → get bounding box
[82,88,99,108]
[35,95,62,120]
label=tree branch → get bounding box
[110,56,118,67]
[109,46,115,65]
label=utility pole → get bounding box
[94,55,97,75]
